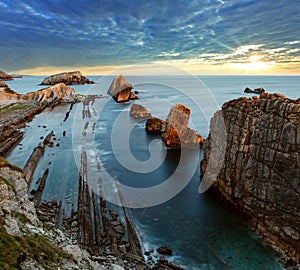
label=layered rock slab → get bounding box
[201,93,300,267]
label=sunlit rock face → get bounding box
[0,70,13,81]
[21,83,78,103]
[162,104,204,147]
[107,75,138,103]
[201,93,300,267]
[40,71,94,85]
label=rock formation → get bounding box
[40,71,94,85]
[0,81,8,88]
[145,117,167,134]
[107,75,138,103]
[244,87,265,94]
[161,104,204,147]
[130,104,151,119]
[201,93,300,267]
[0,70,13,80]
[22,83,79,103]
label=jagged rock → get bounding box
[201,93,300,267]
[157,246,173,256]
[244,87,265,94]
[21,83,79,103]
[162,104,204,147]
[145,117,167,134]
[0,70,13,80]
[40,71,94,85]
[107,75,138,103]
[130,104,151,119]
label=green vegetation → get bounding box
[3,88,16,94]
[0,157,23,173]
[0,216,73,269]
[11,211,31,224]
[0,103,34,113]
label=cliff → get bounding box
[40,71,94,85]
[0,70,13,81]
[0,158,106,269]
[201,93,300,267]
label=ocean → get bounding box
[5,75,299,269]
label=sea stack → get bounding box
[201,92,300,267]
[162,104,204,147]
[40,71,94,85]
[107,75,138,103]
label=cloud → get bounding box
[0,0,299,74]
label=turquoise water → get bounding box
[5,75,299,269]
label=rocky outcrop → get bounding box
[146,117,167,134]
[162,104,204,147]
[22,83,79,103]
[201,93,300,267]
[0,70,13,81]
[40,71,94,85]
[130,104,151,119]
[0,81,8,88]
[244,87,265,94]
[107,75,138,103]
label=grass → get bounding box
[0,216,73,269]
[3,88,17,94]
[0,177,16,194]
[11,211,31,225]
[0,103,34,113]
[0,157,23,173]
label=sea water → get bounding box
[5,75,299,269]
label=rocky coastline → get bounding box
[201,93,300,268]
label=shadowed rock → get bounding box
[107,75,138,103]
[201,92,300,267]
[40,71,94,85]
[244,87,265,94]
[130,104,151,119]
[145,117,166,134]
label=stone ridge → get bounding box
[40,71,94,85]
[201,93,300,267]
[0,70,13,81]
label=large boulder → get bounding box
[0,70,13,81]
[107,75,138,103]
[201,93,300,267]
[40,71,94,85]
[130,104,151,119]
[162,104,204,147]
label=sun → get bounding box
[230,55,272,72]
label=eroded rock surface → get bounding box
[40,71,94,85]
[201,93,300,267]
[0,70,13,81]
[130,104,151,119]
[162,104,204,147]
[107,75,138,103]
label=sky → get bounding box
[0,0,299,75]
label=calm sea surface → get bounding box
[6,75,299,269]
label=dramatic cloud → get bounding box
[0,0,299,74]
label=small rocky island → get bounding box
[107,75,138,103]
[201,92,300,268]
[40,71,95,85]
[146,104,204,147]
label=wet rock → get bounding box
[145,117,166,134]
[244,87,265,94]
[107,75,137,103]
[157,246,173,256]
[201,93,300,267]
[130,104,151,119]
[40,71,94,85]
